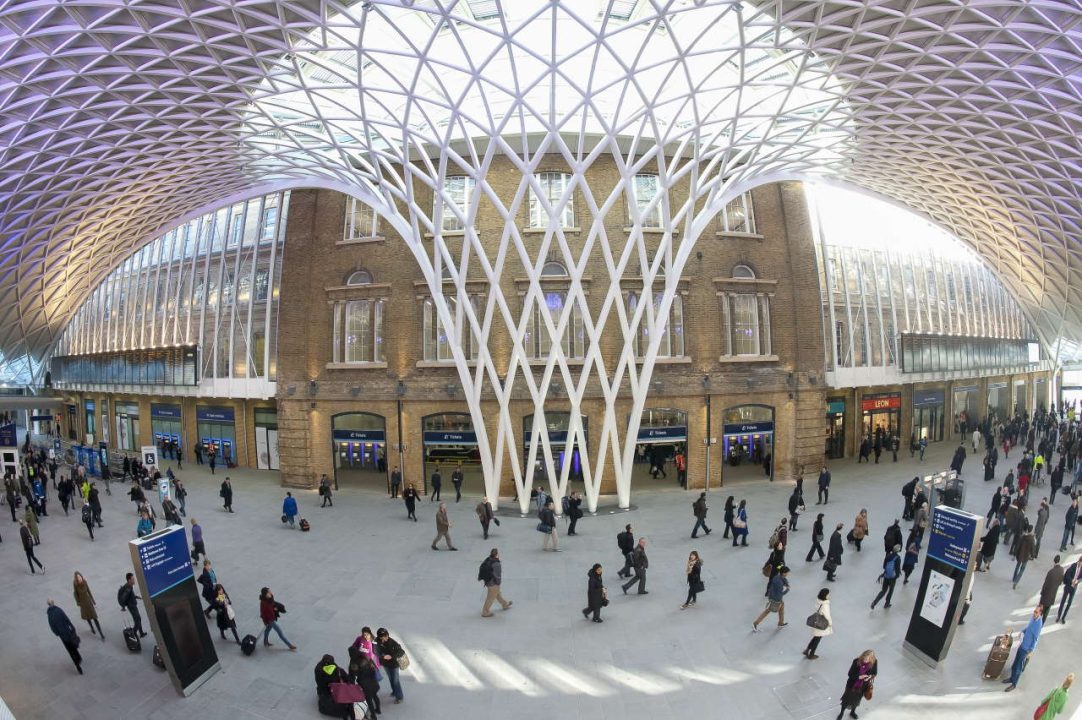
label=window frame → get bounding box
[344,197,379,241]
[528,172,575,229]
[720,192,757,234]
[629,173,662,229]
[436,176,475,233]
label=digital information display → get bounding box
[927,507,978,571]
[136,526,193,598]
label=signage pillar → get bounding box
[129,526,220,695]
[903,505,983,667]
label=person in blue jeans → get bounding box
[259,588,297,650]
[1004,604,1044,691]
[375,628,406,704]
[1060,498,1078,552]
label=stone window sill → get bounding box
[325,362,388,370]
[718,355,779,363]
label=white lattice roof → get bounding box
[2,0,1081,377]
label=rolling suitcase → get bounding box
[152,644,166,669]
[983,633,1012,679]
[122,614,142,653]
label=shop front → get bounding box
[524,412,586,488]
[952,385,978,436]
[633,408,687,489]
[911,389,944,444]
[151,404,183,460]
[196,406,236,466]
[987,382,1010,422]
[861,392,901,442]
[114,402,140,452]
[721,405,774,483]
[825,398,845,459]
[332,412,386,489]
[421,413,481,497]
[254,408,280,471]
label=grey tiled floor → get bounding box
[0,440,1077,719]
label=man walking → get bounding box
[429,465,442,502]
[1012,523,1036,589]
[825,523,844,581]
[479,548,512,617]
[806,513,826,561]
[1003,604,1044,691]
[787,485,803,531]
[451,463,464,502]
[616,524,635,578]
[539,499,559,551]
[475,496,495,539]
[1039,555,1065,624]
[566,491,583,536]
[691,492,711,538]
[174,479,187,516]
[190,518,206,561]
[19,519,43,574]
[902,476,918,520]
[1060,497,1078,552]
[390,465,402,498]
[46,599,82,674]
[117,573,146,637]
[432,502,457,550]
[622,538,649,595]
[752,566,790,631]
[318,474,333,508]
[871,545,902,609]
[219,477,233,512]
[1034,498,1050,556]
[1056,557,1079,623]
[817,466,831,505]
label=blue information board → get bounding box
[0,423,16,447]
[135,526,194,598]
[927,506,979,572]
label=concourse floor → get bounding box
[0,438,1078,720]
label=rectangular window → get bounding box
[423,295,479,362]
[730,294,760,355]
[528,172,574,229]
[630,293,684,359]
[630,174,662,228]
[526,291,584,359]
[344,197,378,240]
[334,299,384,364]
[437,176,475,233]
[720,192,756,233]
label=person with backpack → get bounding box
[318,475,333,508]
[479,548,512,617]
[566,491,583,536]
[259,587,297,650]
[539,499,559,552]
[616,524,635,578]
[475,496,496,539]
[81,500,95,540]
[691,492,711,538]
[870,545,902,609]
[117,573,145,637]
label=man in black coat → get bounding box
[883,520,904,560]
[817,466,831,505]
[825,523,844,581]
[616,524,635,578]
[621,538,649,595]
[901,477,918,520]
[567,491,584,536]
[118,573,146,637]
[787,486,803,531]
[950,443,967,473]
[46,599,82,674]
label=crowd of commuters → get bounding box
[12,402,1082,720]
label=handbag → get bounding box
[863,682,874,701]
[823,558,837,573]
[1034,698,1051,720]
[733,518,747,529]
[281,514,287,523]
[692,580,705,594]
[225,603,236,621]
[536,522,552,533]
[761,561,773,578]
[396,650,411,670]
[493,517,501,526]
[806,605,829,630]
[329,681,365,704]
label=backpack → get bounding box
[617,531,633,552]
[768,528,780,549]
[883,556,898,580]
[81,504,92,524]
[561,496,570,514]
[478,557,494,583]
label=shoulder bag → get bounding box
[806,603,829,630]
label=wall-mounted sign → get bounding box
[861,394,901,412]
[723,422,775,434]
[151,404,182,419]
[637,426,688,442]
[196,406,234,423]
[913,389,944,407]
[423,431,478,445]
[332,429,386,442]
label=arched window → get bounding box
[732,264,756,279]
[347,269,373,286]
[541,261,568,277]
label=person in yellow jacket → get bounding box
[1036,673,1074,720]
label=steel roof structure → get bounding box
[0,0,1080,388]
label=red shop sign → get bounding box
[861,395,901,412]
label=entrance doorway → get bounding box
[332,413,387,490]
[632,408,688,490]
[721,405,774,483]
[422,413,481,500]
[825,399,845,460]
[523,412,586,491]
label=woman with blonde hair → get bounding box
[837,649,877,719]
[1036,673,1074,720]
[681,551,703,609]
[72,571,103,639]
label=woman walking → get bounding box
[979,517,1000,571]
[403,483,419,522]
[722,496,736,538]
[732,499,749,547]
[764,541,786,594]
[210,584,240,644]
[806,513,826,561]
[847,509,869,552]
[259,587,297,650]
[582,563,606,623]
[1035,673,1074,720]
[902,542,920,584]
[837,649,878,720]
[682,551,703,609]
[72,572,104,640]
[802,587,832,659]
